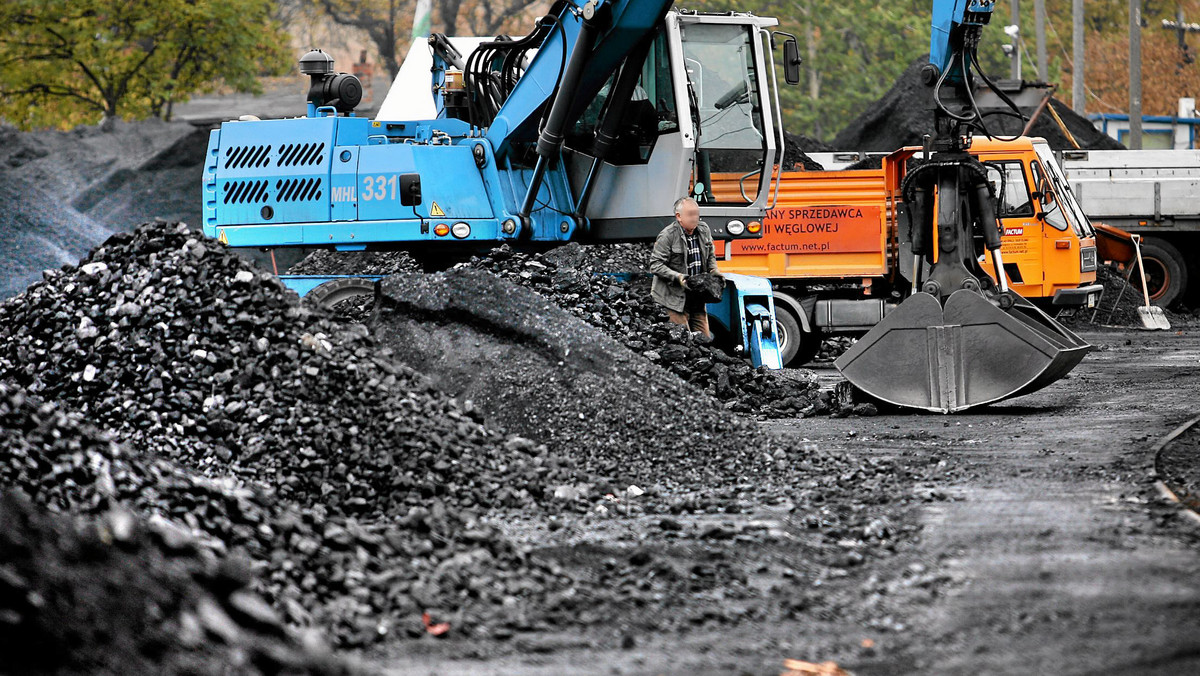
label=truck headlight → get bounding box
[727,220,745,236]
[451,222,471,239]
[1080,246,1097,272]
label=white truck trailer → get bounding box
[1061,149,1199,307]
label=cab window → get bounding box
[566,30,679,165]
[1030,161,1070,232]
[987,161,1034,217]
[681,22,767,206]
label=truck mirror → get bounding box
[783,38,802,85]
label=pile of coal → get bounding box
[541,241,654,273]
[0,222,587,646]
[462,244,832,418]
[0,387,352,675]
[783,130,830,170]
[0,121,208,299]
[833,55,1124,152]
[1060,264,1148,328]
[288,249,420,275]
[370,268,790,496]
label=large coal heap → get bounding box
[1,222,926,658]
[833,55,1125,152]
[0,222,587,646]
[460,244,839,419]
[0,386,353,675]
[784,131,832,171]
[0,121,207,298]
[371,268,781,493]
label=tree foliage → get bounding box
[0,0,292,130]
[1020,0,1200,116]
[688,0,929,140]
[693,0,1200,140]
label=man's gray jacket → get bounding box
[649,221,719,313]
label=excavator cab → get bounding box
[563,10,786,241]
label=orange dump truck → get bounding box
[713,137,1103,366]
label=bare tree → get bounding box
[310,0,546,81]
[314,0,410,81]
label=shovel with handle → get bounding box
[1132,234,1171,330]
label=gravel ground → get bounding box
[1158,419,1200,514]
[375,329,1200,675]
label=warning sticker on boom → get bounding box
[429,201,445,217]
[726,205,883,255]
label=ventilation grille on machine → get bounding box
[277,142,326,167]
[223,179,269,204]
[224,145,272,169]
[275,178,323,202]
[222,142,327,169]
[222,178,325,205]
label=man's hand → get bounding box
[678,274,689,289]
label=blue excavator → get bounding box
[202,0,801,367]
[834,0,1090,412]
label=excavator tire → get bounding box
[305,278,377,310]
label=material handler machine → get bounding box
[202,0,796,367]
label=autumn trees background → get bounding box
[2,1,1200,140]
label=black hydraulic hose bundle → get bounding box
[930,42,1028,142]
[574,36,654,216]
[464,14,561,128]
[900,155,1003,295]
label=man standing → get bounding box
[650,196,720,338]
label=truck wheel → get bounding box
[306,277,377,309]
[774,304,821,367]
[1133,238,1188,308]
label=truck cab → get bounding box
[961,137,1100,309]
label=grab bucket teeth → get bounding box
[835,289,1091,413]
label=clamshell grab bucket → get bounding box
[835,289,1090,413]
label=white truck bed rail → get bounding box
[1060,149,1200,225]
